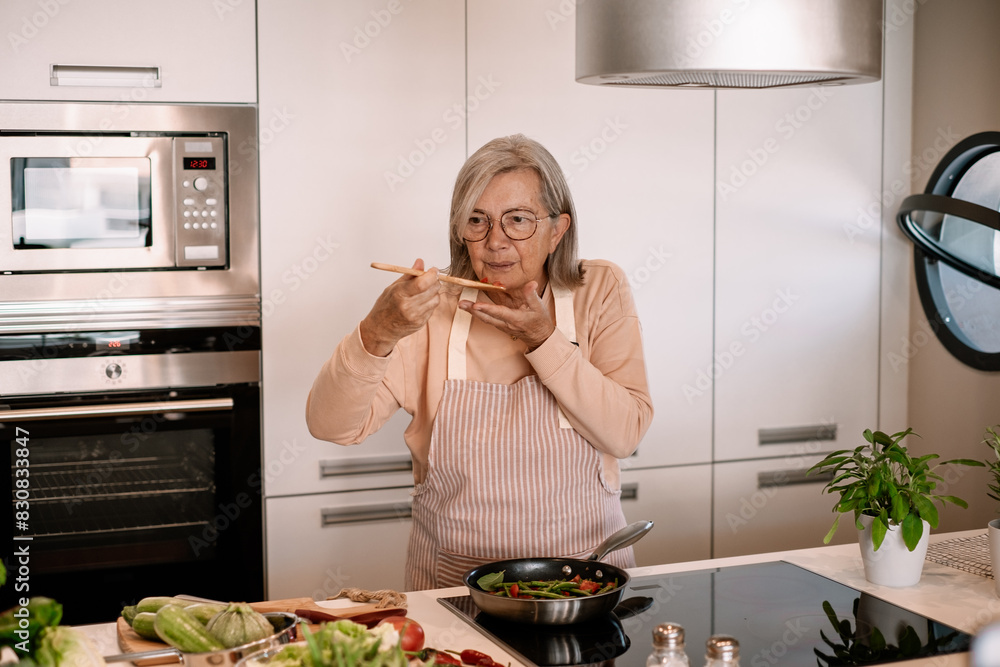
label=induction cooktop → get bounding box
[438,561,971,666]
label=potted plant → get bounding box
[982,425,1000,596]
[808,427,984,587]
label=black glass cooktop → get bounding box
[439,561,971,666]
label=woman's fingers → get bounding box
[360,260,440,356]
[459,281,555,347]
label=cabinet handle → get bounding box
[50,64,162,88]
[757,469,834,488]
[319,455,413,478]
[758,423,838,445]
[321,501,412,527]
[620,482,639,501]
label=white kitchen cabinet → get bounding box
[0,0,255,103]
[257,0,465,598]
[466,0,716,470]
[265,488,413,600]
[713,85,884,463]
[256,0,465,503]
[712,455,857,558]
[620,465,712,565]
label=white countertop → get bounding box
[82,530,997,666]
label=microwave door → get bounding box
[0,135,175,273]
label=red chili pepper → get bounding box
[432,652,462,666]
[460,649,494,666]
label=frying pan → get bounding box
[463,520,653,625]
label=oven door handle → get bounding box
[0,398,234,421]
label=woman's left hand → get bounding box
[458,281,555,350]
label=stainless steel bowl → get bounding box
[105,612,300,666]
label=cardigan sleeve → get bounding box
[304,324,404,445]
[526,261,653,459]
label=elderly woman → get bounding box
[306,134,653,590]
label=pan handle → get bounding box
[104,647,182,663]
[587,520,654,561]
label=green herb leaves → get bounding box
[475,571,506,592]
[808,427,985,552]
[982,425,1000,507]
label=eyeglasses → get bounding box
[463,209,555,242]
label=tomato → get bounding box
[509,584,519,599]
[377,615,425,652]
[578,579,601,593]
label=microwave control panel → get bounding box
[173,137,228,267]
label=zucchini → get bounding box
[184,602,226,626]
[136,596,185,614]
[121,605,138,626]
[154,604,225,653]
[131,612,160,641]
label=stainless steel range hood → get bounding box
[576,0,883,89]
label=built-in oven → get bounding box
[0,325,264,625]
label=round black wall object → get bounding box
[896,131,1000,371]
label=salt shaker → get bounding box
[704,634,739,666]
[646,622,689,667]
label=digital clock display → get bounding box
[96,336,130,351]
[183,157,216,170]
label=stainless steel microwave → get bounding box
[0,103,259,312]
[5,134,228,271]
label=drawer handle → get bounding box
[50,64,162,88]
[758,423,838,446]
[321,501,412,527]
[757,469,834,488]
[319,456,413,478]
[620,482,638,501]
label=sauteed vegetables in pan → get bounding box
[476,572,619,598]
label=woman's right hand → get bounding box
[359,258,440,357]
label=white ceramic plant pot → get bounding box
[988,518,1000,597]
[857,514,930,587]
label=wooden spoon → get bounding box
[371,262,505,291]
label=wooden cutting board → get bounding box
[115,598,407,665]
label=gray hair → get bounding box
[448,134,583,289]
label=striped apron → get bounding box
[405,286,633,590]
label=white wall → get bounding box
[907,0,1000,533]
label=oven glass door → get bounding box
[1,386,263,625]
